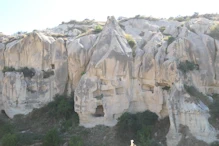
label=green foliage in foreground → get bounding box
[69,136,84,146]
[1,133,18,146]
[43,128,62,146]
[116,111,159,145]
[47,94,76,120]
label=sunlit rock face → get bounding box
[1,15,219,145]
[1,32,68,118]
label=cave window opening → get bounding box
[51,64,55,69]
[94,105,104,117]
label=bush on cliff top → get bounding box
[125,34,136,49]
[93,25,103,33]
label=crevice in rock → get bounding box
[214,39,218,80]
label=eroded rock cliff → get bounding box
[1,15,219,145]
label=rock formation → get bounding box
[1,15,219,145]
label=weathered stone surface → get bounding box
[1,15,219,145]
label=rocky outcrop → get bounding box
[1,16,219,145]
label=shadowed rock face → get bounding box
[1,16,219,145]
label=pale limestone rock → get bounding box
[75,16,132,127]
[0,43,5,70]
[2,71,58,118]
[166,85,217,146]
[1,32,68,117]
[1,15,219,145]
[185,18,213,34]
[67,34,97,91]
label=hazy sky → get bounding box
[1,0,219,35]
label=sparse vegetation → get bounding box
[81,71,86,76]
[159,26,166,33]
[209,23,219,40]
[162,86,170,91]
[164,35,175,46]
[2,66,16,73]
[173,16,190,22]
[43,70,54,78]
[177,60,198,73]
[93,25,103,33]
[17,67,35,78]
[116,111,158,145]
[2,66,35,78]
[125,34,136,48]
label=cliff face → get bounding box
[1,16,219,145]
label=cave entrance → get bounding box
[51,64,55,69]
[94,105,104,117]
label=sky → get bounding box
[0,0,219,35]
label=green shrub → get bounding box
[43,70,54,78]
[209,24,219,40]
[47,94,74,119]
[1,133,18,146]
[61,119,73,132]
[178,60,198,73]
[43,128,62,146]
[69,136,84,146]
[2,67,15,73]
[159,26,166,33]
[164,35,175,46]
[93,25,103,33]
[125,34,136,48]
[81,71,86,76]
[116,111,158,143]
[162,86,170,91]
